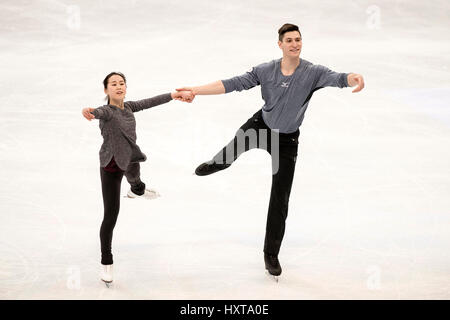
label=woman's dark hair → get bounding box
[278,23,301,41]
[103,72,126,103]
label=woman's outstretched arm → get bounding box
[128,91,195,113]
[82,108,95,121]
[81,106,113,121]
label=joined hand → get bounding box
[172,89,195,103]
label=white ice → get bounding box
[0,0,449,299]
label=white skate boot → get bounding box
[127,188,160,199]
[101,264,113,287]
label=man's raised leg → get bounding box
[195,110,266,176]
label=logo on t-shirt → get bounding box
[281,82,289,88]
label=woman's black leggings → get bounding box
[99,168,124,265]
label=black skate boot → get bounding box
[195,161,231,176]
[264,253,282,279]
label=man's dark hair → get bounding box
[278,23,301,41]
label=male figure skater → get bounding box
[177,23,365,278]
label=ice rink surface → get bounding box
[0,0,449,299]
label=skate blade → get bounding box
[101,280,113,288]
[265,270,280,282]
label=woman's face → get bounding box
[104,74,127,102]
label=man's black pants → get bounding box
[99,163,146,265]
[212,110,299,256]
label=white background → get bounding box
[0,0,449,299]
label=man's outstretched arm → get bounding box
[347,73,365,93]
[177,66,261,96]
[176,80,225,96]
[314,65,365,93]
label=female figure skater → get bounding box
[81,72,194,285]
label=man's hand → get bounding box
[176,87,196,95]
[347,73,365,93]
[171,90,195,103]
[82,108,95,121]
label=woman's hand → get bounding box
[171,91,195,103]
[82,108,95,121]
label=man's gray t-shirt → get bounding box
[91,93,172,170]
[221,58,349,133]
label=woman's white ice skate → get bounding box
[127,188,160,199]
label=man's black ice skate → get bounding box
[195,161,231,176]
[264,253,282,281]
